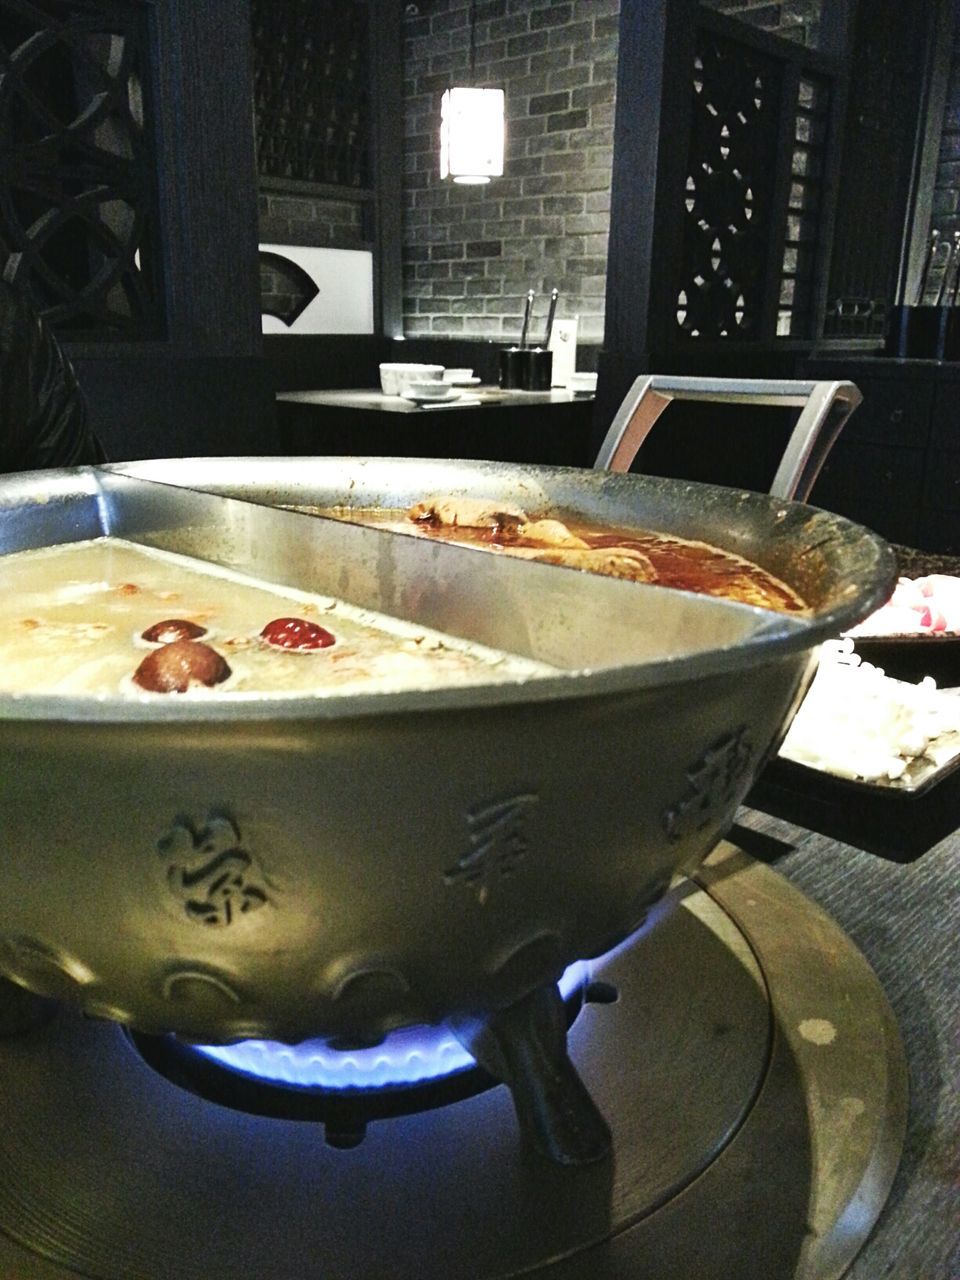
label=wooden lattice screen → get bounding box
[0,0,164,339]
[675,15,833,344]
[252,0,371,191]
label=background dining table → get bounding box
[274,385,597,466]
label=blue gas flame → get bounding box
[193,960,590,1090]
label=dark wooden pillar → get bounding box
[148,0,263,357]
[595,0,699,438]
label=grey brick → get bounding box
[468,316,503,336]
[585,189,612,213]
[490,11,531,38]
[509,72,554,97]
[418,261,454,280]
[488,54,531,80]
[531,4,572,29]
[548,19,594,47]
[403,318,431,336]
[545,236,585,258]
[488,180,524,203]
[530,91,570,115]
[532,47,574,72]
[564,213,610,235]
[467,277,502,296]
[578,166,614,192]
[581,0,619,17]
[542,149,587,173]
[475,39,508,64]
[521,215,565,235]
[590,58,618,84]
[417,72,452,94]
[459,220,496,241]
[532,131,578,154]
[937,161,960,187]
[508,116,549,140]
[542,194,583,215]
[522,173,567,195]
[509,155,546,177]
[547,109,589,132]
[508,30,550,56]
[502,196,545,215]
[572,83,614,109]
[549,66,595,93]
[487,218,524,238]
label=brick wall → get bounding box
[258,192,364,249]
[932,21,960,237]
[258,192,365,318]
[400,0,823,344]
[402,0,619,345]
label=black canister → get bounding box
[499,347,553,390]
[884,304,944,359]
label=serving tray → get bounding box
[850,632,960,686]
[747,727,960,863]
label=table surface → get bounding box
[276,386,594,413]
[733,806,958,1280]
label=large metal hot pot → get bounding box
[0,453,895,1163]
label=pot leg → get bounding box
[451,984,612,1166]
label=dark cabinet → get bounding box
[803,359,960,554]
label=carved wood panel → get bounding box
[676,24,830,343]
[252,0,371,190]
[0,0,164,339]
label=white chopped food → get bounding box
[846,573,960,637]
[778,639,960,782]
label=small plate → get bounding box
[401,387,462,404]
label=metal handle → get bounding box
[592,376,863,502]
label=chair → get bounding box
[593,376,862,502]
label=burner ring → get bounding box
[131,961,595,1145]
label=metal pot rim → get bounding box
[0,458,897,724]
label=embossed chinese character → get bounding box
[663,727,753,842]
[444,793,539,902]
[158,815,270,927]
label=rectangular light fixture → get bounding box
[440,86,505,185]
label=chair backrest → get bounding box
[593,376,862,502]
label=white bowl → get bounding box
[402,379,453,400]
[443,368,474,384]
[569,371,598,394]
[379,363,444,396]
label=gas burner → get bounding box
[0,844,905,1280]
[132,960,599,1145]
[190,956,591,1089]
